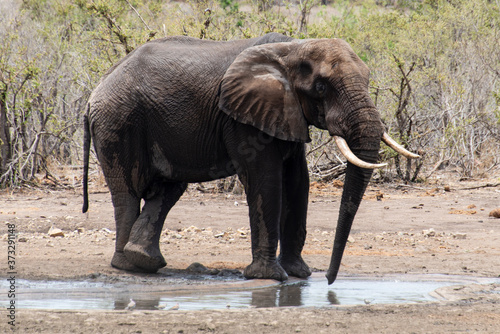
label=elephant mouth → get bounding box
[333,133,420,169]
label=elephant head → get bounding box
[220,38,418,284]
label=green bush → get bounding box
[0,0,498,187]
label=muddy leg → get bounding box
[124,181,187,272]
[225,127,288,281]
[278,150,311,278]
[239,161,287,281]
[110,191,141,271]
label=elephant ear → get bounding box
[219,43,310,142]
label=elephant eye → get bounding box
[315,81,326,97]
[299,61,313,76]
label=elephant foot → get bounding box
[244,259,288,282]
[279,255,312,278]
[111,251,152,273]
[123,242,166,273]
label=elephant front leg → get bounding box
[124,182,187,272]
[278,150,311,278]
[242,174,288,282]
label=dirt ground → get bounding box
[1,173,500,333]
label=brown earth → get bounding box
[1,175,500,333]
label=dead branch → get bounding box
[458,183,500,190]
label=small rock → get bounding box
[125,298,136,311]
[454,233,467,239]
[101,228,113,234]
[186,225,201,233]
[422,228,436,237]
[415,246,429,252]
[18,237,28,242]
[489,208,500,218]
[155,303,167,310]
[77,227,86,234]
[48,227,64,237]
[347,236,355,243]
[186,262,209,274]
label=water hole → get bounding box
[1,273,494,311]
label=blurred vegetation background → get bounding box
[0,0,499,189]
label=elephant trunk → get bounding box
[326,106,383,285]
[326,155,377,284]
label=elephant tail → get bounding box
[82,110,91,213]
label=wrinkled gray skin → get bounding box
[83,33,384,284]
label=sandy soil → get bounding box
[1,176,500,333]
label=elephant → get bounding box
[82,33,418,284]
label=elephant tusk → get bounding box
[334,136,387,169]
[382,132,420,159]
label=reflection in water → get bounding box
[251,287,278,308]
[250,281,341,308]
[327,290,340,305]
[2,275,466,311]
[114,296,162,311]
[113,282,313,310]
[278,283,304,307]
[251,282,306,308]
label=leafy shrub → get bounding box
[0,0,498,187]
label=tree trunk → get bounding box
[0,89,12,176]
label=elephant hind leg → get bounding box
[110,191,142,271]
[124,181,187,272]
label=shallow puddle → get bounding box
[1,273,493,311]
